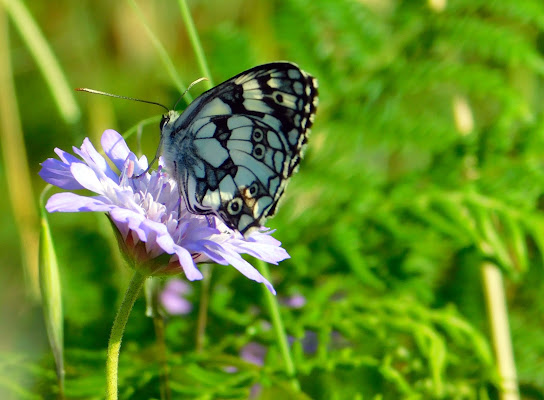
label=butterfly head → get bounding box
[160,110,182,133]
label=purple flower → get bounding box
[39,129,290,294]
[282,293,306,309]
[301,330,318,355]
[288,330,318,355]
[240,342,267,366]
[160,278,193,315]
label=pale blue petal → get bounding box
[206,243,276,294]
[46,192,113,212]
[54,148,81,165]
[227,232,290,264]
[155,234,204,281]
[101,130,131,172]
[172,244,203,281]
[70,163,108,194]
[39,158,85,190]
[74,138,118,183]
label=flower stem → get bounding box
[481,262,519,400]
[106,270,148,400]
[153,316,171,400]
[144,277,171,400]
[196,264,212,352]
[256,259,300,392]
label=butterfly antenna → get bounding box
[173,77,209,110]
[75,88,170,113]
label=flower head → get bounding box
[282,293,306,309]
[240,342,267,366]
[39,129,290,294]
[160,278,193,315]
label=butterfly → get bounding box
[158,62,318,236]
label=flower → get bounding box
[240,342,267,366]
[39,129,290,294]
[160,278,193,315]
[282,293,306,309]
[288,330,318,355]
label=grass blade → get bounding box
[3,0,80,124]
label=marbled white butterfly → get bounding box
[158,62,318,236]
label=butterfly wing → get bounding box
[160,62,318,235]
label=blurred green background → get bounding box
[2,0,544,399]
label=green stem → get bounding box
[196,264,212,352]
[256,259,300,392]
[144,277,171,400]
[481,262,519,400]
[177,0,214,89]
[153,316,171,400]
[106,270,148,400]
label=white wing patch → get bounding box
[227,116,252,129]
[199,98,231,118]
[195,122,216,139]
[218,175,237,202]
[202,188,220,208]
[229,126,253,141]
[243,99,274,114]
[194,138,229,168]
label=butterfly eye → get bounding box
[160,115,169,130]
[252,128,264,142]
[227,198,243,215]
[253,144,266,160]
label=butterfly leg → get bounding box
[206,215,216,229]
[173,161,184,219]
[133,136,164,178]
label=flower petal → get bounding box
[55,148,81,165]
[74,138,118,183]
[204,242,276,294]
[227,233,290,264]
[39,157,85,190]
[155,234,204,281]
[101,129,131,172]
[46,192,113,212]
[174,245,204,281]
[109,207,150,243]
[70,163,109,194]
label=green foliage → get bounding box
[3,0,544,399]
